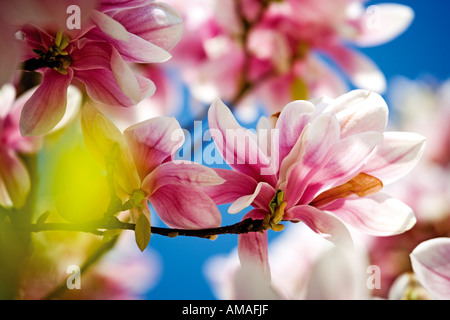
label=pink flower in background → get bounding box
[0,84,42,208]
[361,77,450,298]
[206,223,371,300]
[410,238,450,299]
[205,89,425,276]
[164,0,413,117]
[410,237,450,299]
[81,103,223,237]
[16,0,182,136]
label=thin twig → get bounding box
[1,218,267,239]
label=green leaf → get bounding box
[134,214,151,252]
[36,211,50,225]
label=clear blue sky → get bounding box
[143,0,450,300]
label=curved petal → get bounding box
[275,100,315,165]
[149,184,221,229]
[0,148,30,208]
[320,192,416,236]
[123,116,184,179]
[284,205,353,247]
[87,28,172,63]
[300,131,383,204]
[20,68,73,136]
[141,161,225,196]
[323,89,389,138]
[228,181,275,214]
[238,209,271,281]
[410,238,450,299]
[283,113,341,207]
[90,9,130,41]
[110,46,141,104]
[208,98,278,186]
[360,132,426,185]
[111,1,183,51]
[353,4,414,47]
[75,68,138,107]
[203,168,259,205]
[81,103,140,194]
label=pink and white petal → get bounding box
[276,100,315,164]
[228,182,275,214]
[75,68,135,107]
[135,73,156,100]
[111,1,183,51]
[89,28,172,63]
[410,238,450,299]
[238,209,271,281]
[0,148,30,208]
[360,132,426,185]
[149,184,221,229]
[90,9,130,41]
[70,41,114,71]
[354,4,414,47]
[2,87,42,154]
[98,0,151,12]
[123,116,184,179]
[20,68,73,136]
[284,205,353,247]
[325,45,386,93]
[141,161,224,196]
[47,85,83,134]
[208,98,278,186]
[323,89,388,138]
[203,168,259,206]
[283,113,341,207]
[300,131,383,204]
[110,46,141,104]
[320,192,416,237]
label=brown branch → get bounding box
[0,217,268,239]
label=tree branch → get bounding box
[0,217,268,239]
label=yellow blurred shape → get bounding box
[52,144,110,223]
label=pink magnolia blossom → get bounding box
[164,0,413,116]
[205,89,425,277]
[410,237,450,299]
[81,103,223,235]
[0,84,42,208]
[17,0,182,136]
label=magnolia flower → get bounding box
[410,237,450,299]
[81,103,223,249]
[17,0,183,136]
[205,89,425,276]
[164,0,413,116]
[0,84,42,208]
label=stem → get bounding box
[1,217,268,239]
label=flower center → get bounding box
[264,189,287,231]
[33,30,72,74]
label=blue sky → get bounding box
[143,0,450,300]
